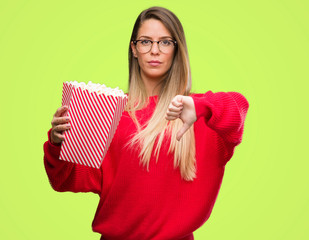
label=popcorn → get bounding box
[66,80,125,96]
[59,81,128,168]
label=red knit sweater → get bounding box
[43,91,249,240]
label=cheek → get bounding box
[165,54,174,68]
[137,56,145,68]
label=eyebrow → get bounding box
[138,35,173,39]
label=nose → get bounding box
[150,41,160,54]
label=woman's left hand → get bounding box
[165,95,197,141]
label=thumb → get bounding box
[176,122,191,141]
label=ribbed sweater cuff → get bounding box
[46,129,62,162]
[191,95,212,121]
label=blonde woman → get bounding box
[44,6,249,240]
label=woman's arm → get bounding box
[191,91,249,146]
[166,91,249,166]
[166,91,249,145]
[44,129,103,194]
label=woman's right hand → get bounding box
[50,106,71,145]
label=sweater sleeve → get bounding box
[191,91,249,146]
[43,129,103,194]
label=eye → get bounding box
[140,40,151,45]
[161,40,172,46]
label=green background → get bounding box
[0,0,308,239]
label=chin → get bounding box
[149,74,166,80]
[147,70,168,77]
[141,67,169,80]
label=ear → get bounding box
[130,41,138,58]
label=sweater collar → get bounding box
[149,95,158,100]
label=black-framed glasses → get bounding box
[132,39,177,53]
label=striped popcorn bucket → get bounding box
[59,82,128,168]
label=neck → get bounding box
[141,72,166,97]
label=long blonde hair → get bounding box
[125,6,196,181]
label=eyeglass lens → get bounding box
[136,40,175,53]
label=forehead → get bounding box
[137,19,172,39]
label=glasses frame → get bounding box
[132,39,177,53]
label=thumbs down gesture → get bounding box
[165,95,197,141]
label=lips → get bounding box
[148,60,162,66]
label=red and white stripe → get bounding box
[59,82,128,168]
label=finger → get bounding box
[176,95,184,105]
[53,123,71,132]
[54,106,69,118]
[166,111,180,118]
[176,122,191,141]
[165,114,179,121]
[51,116,71,126]
[172,100,183,108]
[172,95,183,108]
[168,104,183,112]
[53,132,65,141]
[177,95,183,103]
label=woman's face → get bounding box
[131,19,175,82]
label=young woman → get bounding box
[44,6,249,240]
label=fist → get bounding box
[165,95,197,141]
[50,106,71,145]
